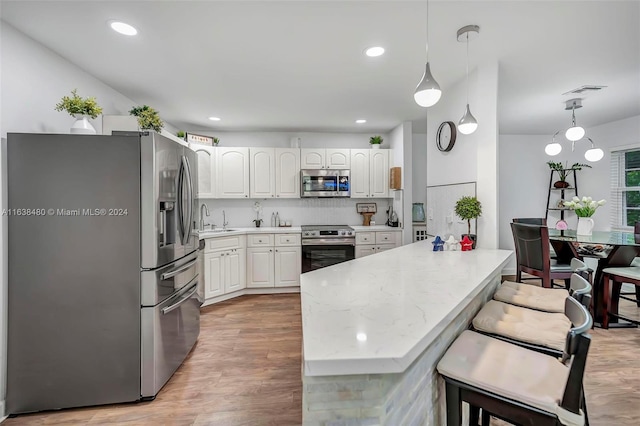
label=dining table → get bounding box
[549,229,640,327]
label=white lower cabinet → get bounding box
[247,247,275,288]
[247,233,301,288]
[203,236,247,298]
[275,246,302,287]
[355,230,402,258]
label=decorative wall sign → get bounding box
[186,132,215,146]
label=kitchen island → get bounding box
[300,239,512,425]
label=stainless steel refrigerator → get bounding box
[6,131,201,414]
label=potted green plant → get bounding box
[455,196,482,248]
[212,137,220,146]
[129,105,164,132]
[547,161,592,188]
[176,131,185,139]
[369,135,383,149]
[54,89,103,134]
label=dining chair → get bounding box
[438,297,592,426]
[510,222,573,289]
[512,218,547,225]
[601,266,640,329]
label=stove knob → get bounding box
[304,232,309,236]
[348,231,353,235]
[340,231,346,235]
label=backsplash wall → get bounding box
[197,198,393,228]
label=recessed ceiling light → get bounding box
[355,119,367,124]
[208,117,221,121]
[109,21,137,36]
[365,46,385,57]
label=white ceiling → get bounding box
[1,1,639,135]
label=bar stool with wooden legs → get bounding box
[438,297,592,426]
[601,266,640,329]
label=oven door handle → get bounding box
[162,284,198,315]
[302,239,356,246]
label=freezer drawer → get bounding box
[141,251,198,306]
[141,279,201,398]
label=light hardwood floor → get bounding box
[4,291,639,425]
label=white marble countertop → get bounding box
[300,240,512,376]
[197,226,302,238]
[350,225,403,231]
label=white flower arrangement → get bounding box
[252,202,263,226]
[563,196,606,218]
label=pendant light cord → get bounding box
[465,32,470,104]
[426,0,430,60]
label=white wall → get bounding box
[412,132,427,206]
[0,23,143,137]
[423,61,500,248]
[389,122,413,244]
[498,114,640,273]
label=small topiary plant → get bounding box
[455,196,482,236]
[129,105,164,132]
[176,131,185,139]
[54,89,103,119]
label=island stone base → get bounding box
[302,274,501,426]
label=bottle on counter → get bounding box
[275,212,280,227]
[271,212,276,227]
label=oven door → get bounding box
[301,239,355,273]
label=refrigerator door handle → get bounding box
[182,155,194,245]
[162,283,198,315]
[160,259,197,281]
[176,158,186,245]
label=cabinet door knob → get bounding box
[270,249,273,252]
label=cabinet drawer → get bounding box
[204,235,246,253]
[247,233,275,247]
[376,231,400,245]
[275,233,301,247]
[356,232,375,245]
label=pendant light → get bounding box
[414,0,441,107]
[544,98,604,162]
[457,25,479,135]
[565,99,585,141]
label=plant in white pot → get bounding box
[369,135,383,149]
[55,89,103,134]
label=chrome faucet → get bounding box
[199,203,210,231]
[222,210,229,230]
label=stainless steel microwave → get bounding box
[301,169,350,198]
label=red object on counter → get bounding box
[460,235,474,251]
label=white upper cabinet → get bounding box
[301,149,325,169]
[301,148,350,169]
[275,148,300,198]
[250,148,275,198]
[191,145,216,199]
[370,150,390,198]
[350,149,370,198]
[216,147,249,198]
[326,149,350,169]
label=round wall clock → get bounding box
[436,121,457,152]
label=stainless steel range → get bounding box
[301,225,356,273]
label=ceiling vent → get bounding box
[562,85,607,96]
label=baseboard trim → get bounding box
[201,287,300,307]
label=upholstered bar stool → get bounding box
[601,266,640,328]
[438,297,592,426]
[494,261,592,313]
[474,274,592,355]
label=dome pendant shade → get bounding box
[545,143,562,156]
[565,126,585,142]
[458,104,478,135]
[414,63,442,107]
[585,147,604,162]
